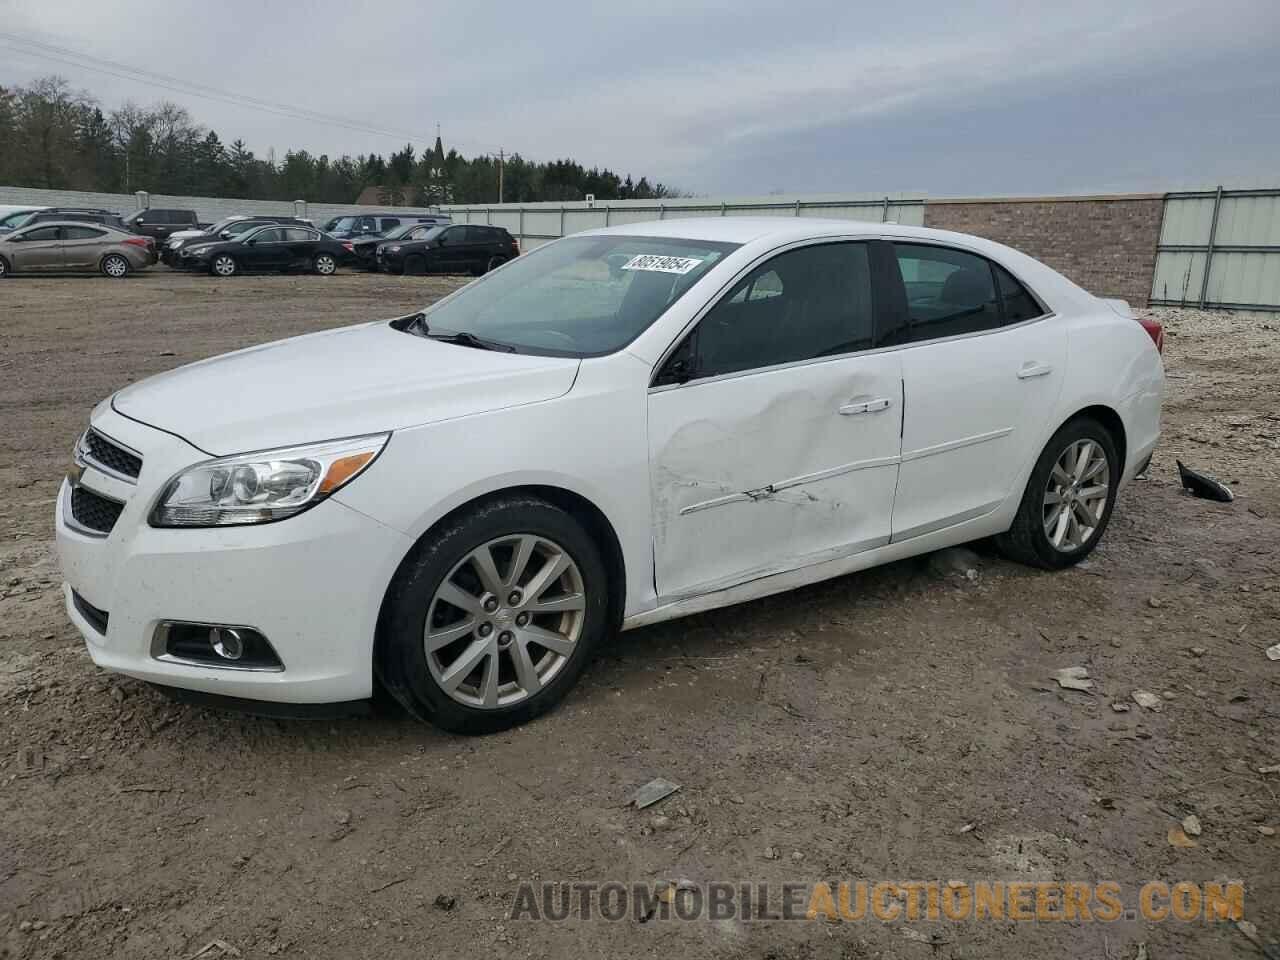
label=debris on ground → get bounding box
[1182,814,1202,837]
[186,941,242,960]
[1190,646,1208,657]
[763,846,779,860]
[1259,765,1280,775]
[433,894,457,911]
[1266,643,1280,661]
[1176,460,1235,502]
[1133,944,1150,960]
[1147,596,1163,609]
[927,547,981,580]
[1258,826,1276,836]
[1052,666,1094,692]
[1111,702,1131,713]
[1132,690,1163,711]
[1167,825,1198,848]
[630,778,681,809]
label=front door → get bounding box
[886,241,1067,541]
[648,241,903,600]
[434,226,471,274]
[241,227,290,270]
[10,226,64,271]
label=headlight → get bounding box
[150,434,389,527]
[183,245,210,255]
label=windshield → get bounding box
[380,221,423,241]
[328,216,359,232]
[0,210,37,229]
[205,218,243,233]
[410,235,738,356]
[225,220,265,236]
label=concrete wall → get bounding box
[0,185,441,227]
[924,195,1164,307]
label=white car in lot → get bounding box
[56,219,1164,733]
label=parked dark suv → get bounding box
[123,208,199,240]
[376,224,518,276]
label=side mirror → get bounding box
[219,231,231,239]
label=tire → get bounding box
[996,416,1121,569]
[404,254,426,276]
[211,254,238,277]
[0,256,9,279]
[376,495,610,734]
[483,255,506,275]
[101,254,130,279]
[313,252,337,276]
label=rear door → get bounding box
[283,227,321,267]
[61,225,109,269]
[10,226,64,271]
[649,240,903,600]
[886,241,1065,541]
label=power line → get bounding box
[0,30,522,158]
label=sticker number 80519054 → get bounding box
[620,254,704,275]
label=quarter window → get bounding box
[64,226,105,239]
[994,264,1043,322]
[891,244,1001,341]
[687,242,876,380]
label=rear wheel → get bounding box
[211,254,237,277]
[377,496,610,734]
[313,252,337,275]
[996,416,1120,569]
[483,255,506,275]
[101,254,130,278]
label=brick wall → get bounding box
[924,196,1164,306]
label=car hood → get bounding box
[112,320,581,455]
[168,229,210,241]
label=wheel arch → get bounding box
[373,482,628,685]
[0,253,10,275]
[1056,403,1127,473]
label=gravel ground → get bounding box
[0,273,1277,959]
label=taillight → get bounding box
[122,237,149,248]
[1137,316,1164,354]
[513,239,521,254]
[342,242,354,252]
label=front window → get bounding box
[408,235,738,356]
[328,216,359,232]
[225,220,264,236]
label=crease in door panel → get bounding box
[677,453,902,516]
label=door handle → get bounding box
[1017,362,1053,379]
[839,397,892,416]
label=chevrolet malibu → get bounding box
[56,219,1164,733]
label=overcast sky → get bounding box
[3,0,1278,197]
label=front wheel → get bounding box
[211,254,237,277]
[0,256,9,279]
[996,416,1120,569]
[101,254,130,278]
[313,253,337,275]
[377,496,610,734]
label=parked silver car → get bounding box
[0,222,154,278]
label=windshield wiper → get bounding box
[398,313,517,352]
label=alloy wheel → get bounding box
[103,255,128,278]
[424,534,586,709]
[213,255,236,277]
[1043,439,1110,552]
[315,254,336,275]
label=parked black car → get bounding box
[175,223,353,277]
[18,208,131,232]
[348,220,447,271]
[162,215,315,265]
[123,208,199,240]
[326,212,449,240]
[376,224,518,276]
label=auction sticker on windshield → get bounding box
[621,254,704,275]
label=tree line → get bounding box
[0,77,682,206]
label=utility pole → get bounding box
[497,149,504,204]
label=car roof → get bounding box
[7,220,127,232]
[580,217,1095,310]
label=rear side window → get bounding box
[690,242,876,379]
[994,264,1043,322]
[64,226,105,239]
[284,228,317,241]
[891,243,1001,341]
[252,228,285,242]
[379,218,400,231]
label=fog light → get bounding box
[210,627,245,661]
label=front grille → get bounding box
[84,430,141,479]
[70,486,124,535]
[72,590,110,635]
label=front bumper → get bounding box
[55,407,411,703]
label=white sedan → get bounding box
[56,219,1164,733]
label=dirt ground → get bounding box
[1,272,1277,960]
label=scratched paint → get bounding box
[648,354,904,601]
